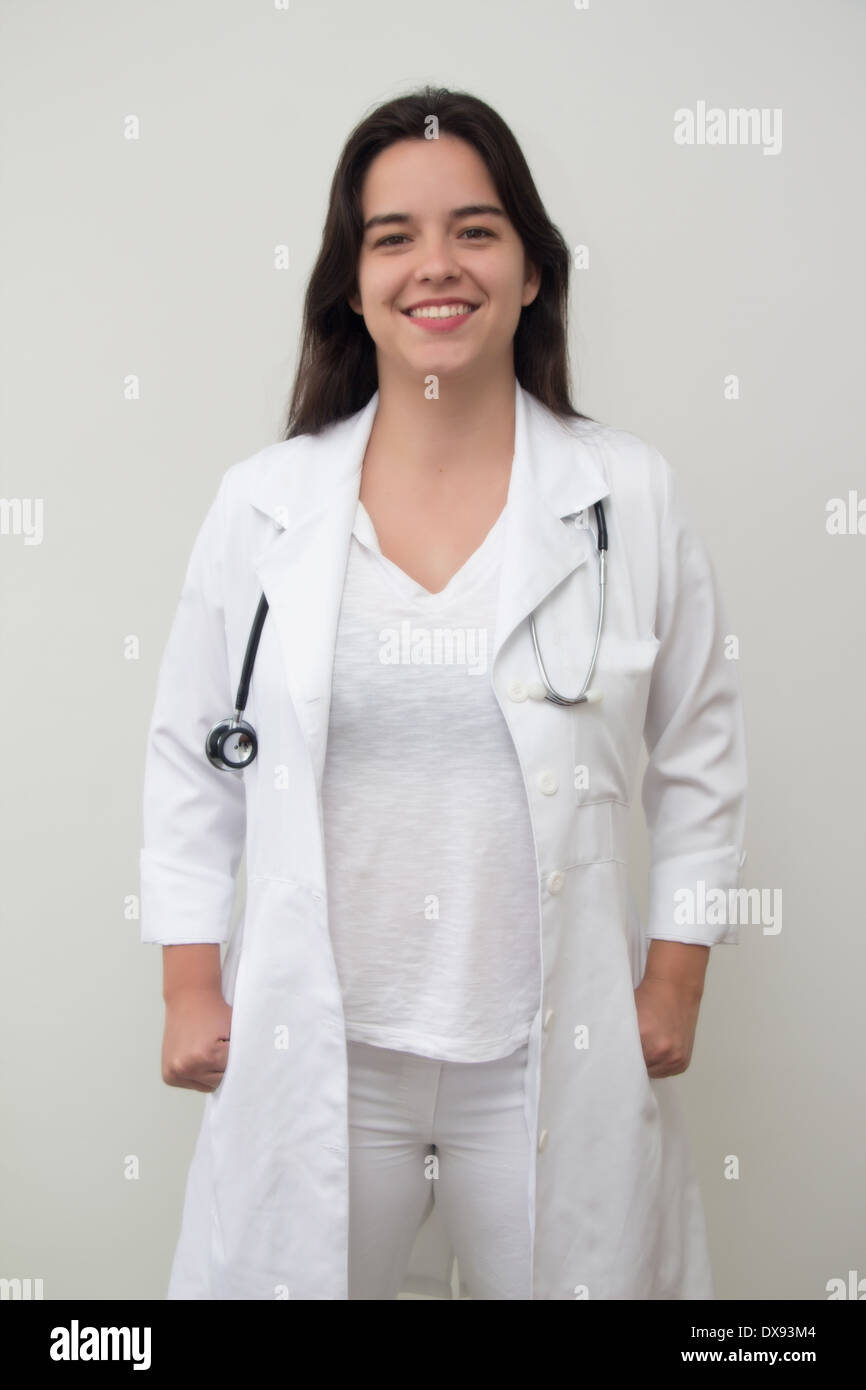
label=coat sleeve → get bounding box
[138,472,246,944]
[640,448,748,947]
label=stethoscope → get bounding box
[206,501,608,771]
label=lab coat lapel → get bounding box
[248,380,612,793]
[250,395,379,786]
[490,382,610,672]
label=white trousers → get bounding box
[346,1037,532,1300]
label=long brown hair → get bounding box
[283,85,594,439]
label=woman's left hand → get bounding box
[634,976,702,1078]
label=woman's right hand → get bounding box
[161,988,233,1093]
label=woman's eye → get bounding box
[374,228,495,248]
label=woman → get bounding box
[141,86,748,1300]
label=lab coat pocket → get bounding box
[568,634,661,807]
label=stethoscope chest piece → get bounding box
[206,715,258,771]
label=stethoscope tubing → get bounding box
[529,501,607,706]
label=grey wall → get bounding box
[1,0,863,1300]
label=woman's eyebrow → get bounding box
[363,203,506,232]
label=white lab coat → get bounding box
[140,379,747,1300]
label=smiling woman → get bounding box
[142,84,747,1302]
[283,90,585,438]
[343,129,550,592]
[354,174,516,341]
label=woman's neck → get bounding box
[363,367,517,489]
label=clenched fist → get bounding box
[162,987,233,1093]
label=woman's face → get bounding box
[348,134,540,385]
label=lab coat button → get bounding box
[508,679,528,702]
[537,1128,549,1153]
[547,870,565,894]
[537,770,558,795]
[543,1007,555,1031]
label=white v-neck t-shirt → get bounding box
[320,498,541,1063]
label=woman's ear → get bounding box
[522,259,542,309]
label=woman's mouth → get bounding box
[401,303,479,333]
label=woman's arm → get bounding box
[634,447,747,1076]
[642,939,709,999]
[161,945,233,1092]
[641,445,748,949]
[139,476,245,1090]
[636,940,710,1078]
[162,943,223,1002]
[139,472,246,947]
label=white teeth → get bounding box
[407,303,476,318]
